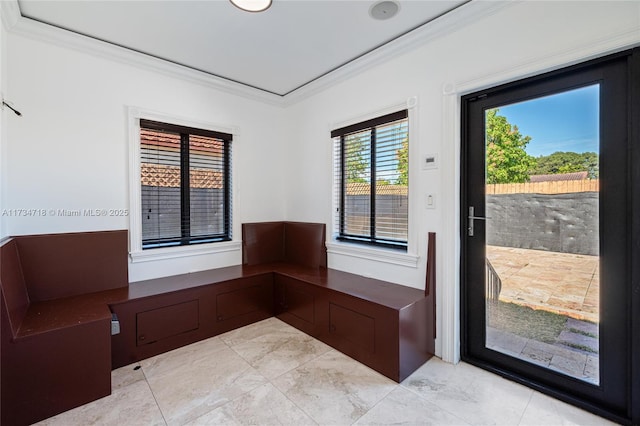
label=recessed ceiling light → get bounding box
[369,0,400,20]
[230,0,272,13]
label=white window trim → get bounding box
[326,240,419,268]
[127,106,241,263]
[329,96,420,268]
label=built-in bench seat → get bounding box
[16,287,127,338]
[1,231,129,426]
[2,223,436,425]
[112,222,435,383]
[110,264,277,367]
[272,262,434,381]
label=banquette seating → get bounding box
[1,223,436,425]
[0,231,129,426]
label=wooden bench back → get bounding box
[284,222,327,268]
[15,230,129,301]
[242,221,326,268]
[1,239,30,336]
[242,222,286,265]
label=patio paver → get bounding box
[485,245,600,384]
[487,326,599,384]
[486,246,599,323]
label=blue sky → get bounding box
[495,84,600,158]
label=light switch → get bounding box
[426,194,436,209]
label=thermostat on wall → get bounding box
[422,154,438,170]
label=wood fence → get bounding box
[486,179,599,195]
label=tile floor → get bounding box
[37,318,614,426]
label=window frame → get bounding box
[128,107,240,263]
[332,109,409,251]
[139,119,232,249]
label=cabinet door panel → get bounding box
[136,300,199,346]
[329,303,375,353]
[286,284,315,324]
[216,285,266,322]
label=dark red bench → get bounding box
[110,221,331,368]
[244,221,436,382]
[2,224,436,425]
[1,231,129,426]
[111,222,435,382]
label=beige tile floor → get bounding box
[36,318,613,426]
[486,246,599,322]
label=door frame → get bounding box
[628,47,640,426]
[459,48,639,425]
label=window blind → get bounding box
[333,110,408,250]
[140,119,232,249]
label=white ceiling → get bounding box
[17,0,467,96]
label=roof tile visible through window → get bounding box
[140,164,223,189]
[346,182,407,196]
[140,129,224,189]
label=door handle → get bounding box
[468,206,491,236]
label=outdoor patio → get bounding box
[487,245,599,323]
[485,245,599,384]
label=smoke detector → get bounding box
[369,1,400,20]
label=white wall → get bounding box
[0,18,7,240]
[3,29,288,281]
[1,0,638,360]
[283,1,640,360]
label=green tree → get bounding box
[580,152,599,179]
[345,135,369,183]
[396,138,408,186]
[531,151,599,179]
[486,109,536,184]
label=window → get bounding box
[140,119,232,249]
[332,110,408,250]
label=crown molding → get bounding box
[3,0,638,109]
[280,0,515,106]
[0,0,20,30]
[448,27,640,97]
[283,0,640,106]
[0,0,286,107]
[1,0,509,108]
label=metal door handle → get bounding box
[468,206,491,236]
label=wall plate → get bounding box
[422,154,438,170]
[426,194,436,209]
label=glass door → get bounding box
[483,85,601,384]
[462,55,629,416]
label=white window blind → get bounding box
[332,110,408,250]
